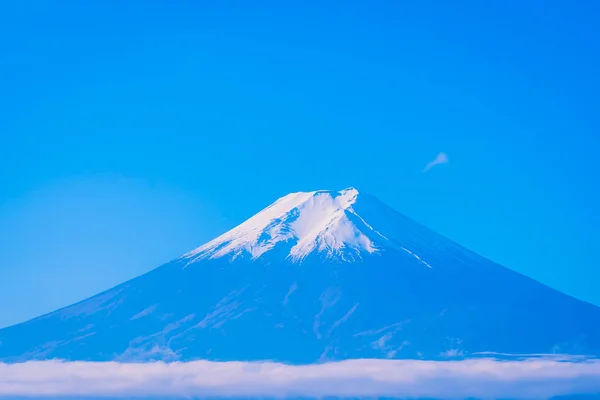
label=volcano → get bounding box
[1,188,599,363]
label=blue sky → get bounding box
[0,1,599,328]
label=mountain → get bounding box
[1,187,599,363]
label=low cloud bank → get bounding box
[1,357,599,399]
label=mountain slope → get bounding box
[1,188,599,363]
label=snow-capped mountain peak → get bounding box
[3,187,600,364]
[183,187,390,263]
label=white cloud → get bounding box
[0,357,599,399]
[422,152,449,173]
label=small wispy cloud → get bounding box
[0,357,599,399]
[422,152,449,173]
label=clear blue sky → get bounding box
[0,1,599,328]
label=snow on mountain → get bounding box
[182,187,445,267]
[0,188,599,363]
[183,188,384,263]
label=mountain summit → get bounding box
[183,188,435,266]
[1,189,599,363]
[184,188,379,263]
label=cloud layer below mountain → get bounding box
[1,356,599,399]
